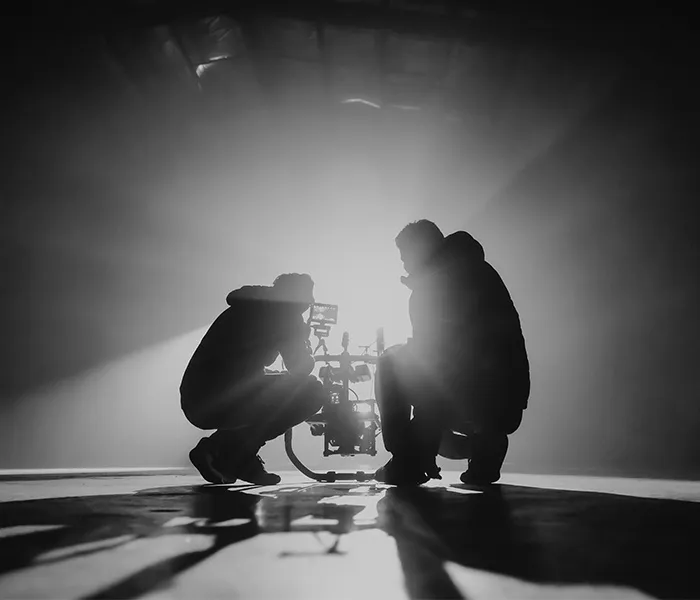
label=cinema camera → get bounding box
[284,302,385,482]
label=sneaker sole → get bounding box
[236,473,281,486]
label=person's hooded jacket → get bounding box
[180,285,313,400]
[402,231,530,411]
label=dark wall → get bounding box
[468,48,700,478]
[1,28,262,400]
[1,29,243,467]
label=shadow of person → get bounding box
[82,485,262,599]
[0,484,262,597]
[378,482,700,600]
[377,484,528,599]
[0,491,191,577]
[77,481,385,597]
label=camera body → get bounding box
[314,374,379,458]
[305,303,381,457]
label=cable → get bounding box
[360,339,377,351]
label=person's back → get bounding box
[180,285,303,415]
[180,273,325,485]
[374,220,529,486]
[407,231,530,413]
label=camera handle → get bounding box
[313,336,329,356]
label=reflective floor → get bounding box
[1,470,699,599]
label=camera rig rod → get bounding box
[283,324,385,482]
[283,428,374,482]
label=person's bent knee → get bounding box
[497,408,523,436]
[181,396,213,431]
[303,377,327,408]
[382,343,406,356]
[377,345,407,376]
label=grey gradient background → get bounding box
[1,7,698,477]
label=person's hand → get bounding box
[287,353,315,377]
[264,368,285,375]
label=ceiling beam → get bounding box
[23,0,690,52]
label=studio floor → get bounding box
[1,469,699,599]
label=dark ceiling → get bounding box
[6,0,691,133]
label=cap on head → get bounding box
[272,273,315,307]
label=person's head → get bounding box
[272,273,315,312]
[395,220,445,275]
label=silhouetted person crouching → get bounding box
[374,220,530,485]
[181,273,326,485]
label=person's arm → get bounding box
[410,272,477,365]
[409,283,449,358]
[278,320,315,375]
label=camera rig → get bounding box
[284,302,385,482]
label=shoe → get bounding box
[189,438,227,484]
[215,454,281,486]
[374,457,431,486]
[423,460,442,480]
[459,469,500,486]
[235,455,281,485]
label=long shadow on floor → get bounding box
[378,483,700,599]
[0,481,698,598]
